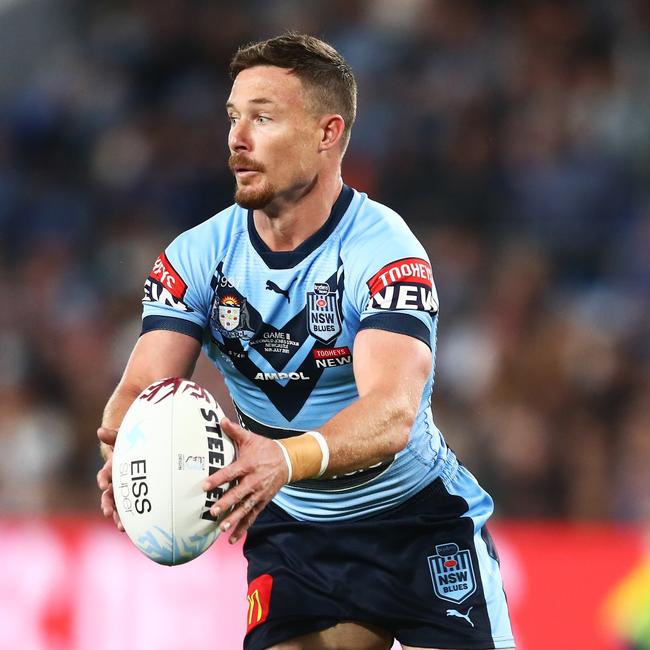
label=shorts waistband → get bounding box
[436,449,459,487]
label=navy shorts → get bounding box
[243,464,515,649]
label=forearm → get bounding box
[102,381,143,430]
[319,390,414,477]
[99,381,144,460]
[98,330,202,460]
[278,329,431,483]
[279,389,417,483]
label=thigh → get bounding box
[268,621,393,650]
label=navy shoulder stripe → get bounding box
[358,312,431,349]
[141,315,203,342]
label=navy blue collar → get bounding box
[247,184,354,270]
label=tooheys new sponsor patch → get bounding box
[366,257,438,313]
[142,252,193,312]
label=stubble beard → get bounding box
[234,180,278,210]
[229,152,277,210]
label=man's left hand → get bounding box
[202,417,289,545]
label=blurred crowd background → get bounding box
[0,0,648,521]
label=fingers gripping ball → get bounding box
[112,378,236,565]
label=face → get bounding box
[226,66,323,210]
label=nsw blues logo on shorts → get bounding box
[428,543,476,604]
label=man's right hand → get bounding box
[96,427,124,531]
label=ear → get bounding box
[318,114,346,152]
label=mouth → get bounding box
[234,167,259,177]
[230,155,263,178]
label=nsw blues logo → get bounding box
[428,543,476,604]
[306,282,341,344]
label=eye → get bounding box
[228,115,238,126]
[256,115,270,125]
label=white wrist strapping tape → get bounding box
[305,430,330,477]
[274,439,293,483]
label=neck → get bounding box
[253,172,343,252]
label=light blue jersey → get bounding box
[142,185,456,521]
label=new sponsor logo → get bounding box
[428,543,477,604]
[149,252,187,299]
[247,574,273,633]
[369,284,438,312]
[366,257,438,313]
[312,346,352,368]
[306,284,342,344]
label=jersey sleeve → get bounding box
[140,229,215,342]
[346,214,439,348]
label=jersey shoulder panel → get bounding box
[338,193,439,328]
[142,204,247,330]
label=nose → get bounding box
[228,118,252,153]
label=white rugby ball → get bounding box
[112,378,236,566]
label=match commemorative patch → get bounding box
[366,257,438,313]
[427,543,477,604]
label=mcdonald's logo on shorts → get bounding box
[246,574,273,633]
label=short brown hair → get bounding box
[230,33,357,147]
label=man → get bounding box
[97,33,515,650]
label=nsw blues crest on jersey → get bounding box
[306,282,341,344]
[427,543,477,604]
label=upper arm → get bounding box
[352,328,432,410]
[131,224,217,390]
[118,330,202,393]
[345,210,437,409]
